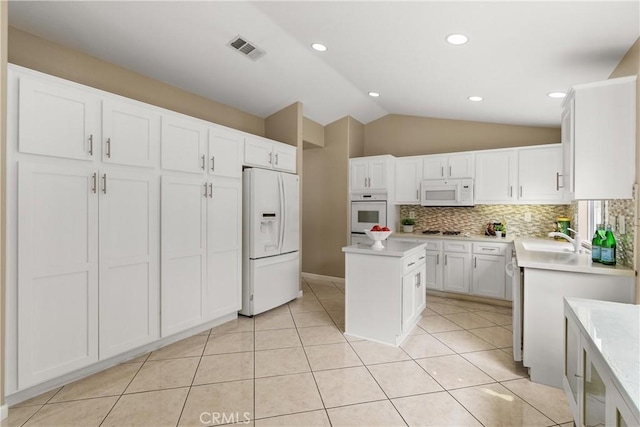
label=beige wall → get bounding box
[348,116,365,159]
[364,114,561,157]
[303,117,324,148]
[1,0,6,410]
[302,117,351,277]
[8,27,265,136]
[609,37,640,304]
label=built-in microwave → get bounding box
[420,178,474,207]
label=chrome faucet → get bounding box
[547,227,582,253]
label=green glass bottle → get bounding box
[600,224,616,266]
[591,224,603,263]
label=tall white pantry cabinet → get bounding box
[4,65,282,400]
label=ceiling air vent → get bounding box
[228,35,266,61]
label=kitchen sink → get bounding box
[521,240,575,253]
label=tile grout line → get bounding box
[97,353,148,427]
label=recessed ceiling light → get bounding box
[547,92,566,99]
[468,96,483,102]
[368,92,380,97]
[446,34,468,45]
[311,43,327,52]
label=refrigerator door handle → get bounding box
[278,173,286,253]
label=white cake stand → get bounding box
[364,230,393,250]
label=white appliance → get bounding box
[241,168,300,316]
[505,253,523,362]
[350,193,388,244]
[420,178,474,206]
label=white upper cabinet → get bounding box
[98,170,159,359]
[518,145,563,202]
[102,98,160,168]
[209,125,244,178]
[349,155,395,193]
[244,135,296,173]
[474,150,517,203]
[563,76,636,200]
[423,153,474,179]
[395,157,423,204]
[18,75,100,161]
[161,115,208,174]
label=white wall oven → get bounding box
[350,193,387,243]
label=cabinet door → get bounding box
[564,314,582,425]
[471,255,506,299]
[18,76,100,161]
[102,98,159,168]
[18,162,98,388]
[424,250,444,291]
[443,252,470,293]
[161,175,207,336]
[395,157,422,203]
[368,158,388,190]
[350,159,369,191]
[99,170,159,359]
[518,145,563,202]
[448,154,474,178]
[244,136,273,169]
[474,150,517,203]
[422,155,446,179]
[209,126,244,178]
[402,271,416,332]
[161,115,207,174]
[272,143,297,173]
[561,98,575,197]
[206,178,242,320]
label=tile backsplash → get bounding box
[399,204,572,237]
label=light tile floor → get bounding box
[6,277,574,427]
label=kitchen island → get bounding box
[342,240,426,346]
[513,238,636,389]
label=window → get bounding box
[579,200,605,243]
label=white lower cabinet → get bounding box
[17,162,159,388]
[442,242,471,294]
[161,175,241,336]
[471,242,507,299]
[402,253,427,332]
[98,170,159,359]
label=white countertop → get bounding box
[514,238,635,277]
[565,297,639,417]
[391,232,514,243]
[342,240,426,257]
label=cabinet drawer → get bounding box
[443,241,471,253]
[423,240,442,251]
[473,242,507,255]
[403,252,426,274]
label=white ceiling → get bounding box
[8,1,640,127]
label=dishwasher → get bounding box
[505,252,523,362]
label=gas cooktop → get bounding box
[421,230,461,236]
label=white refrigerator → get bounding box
[240,168,300,316]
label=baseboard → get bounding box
[0,403,8,420]
[302,272,345,283]
[426,290,513,308]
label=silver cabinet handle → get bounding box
[556,172,563,190]
[416,189,419,200]
[91,173,97,193]
[89,135,94,156]
[209,182,213,198]
[203,182,208,198]
[416,272,421,287]
[474,257,477,268]
[211,156,215,172]
[102,174,107,194]
[419,256,426,260]
[444,254,448,265]
[441,166,444,177]
[201,154,205,170]
[275,153,279,165]
[519,186,523,197]
[106,138,111,158]
[408,261,416,267]
[436,253,439,264]
[449,165,452,176]
[510,186,513,197]
[269,152,273,165]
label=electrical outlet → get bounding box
[409,211,415,219]
[524,212,532,222]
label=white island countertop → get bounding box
[565,297,639,419]
[342,240,426,257]
[515,238,635,277]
